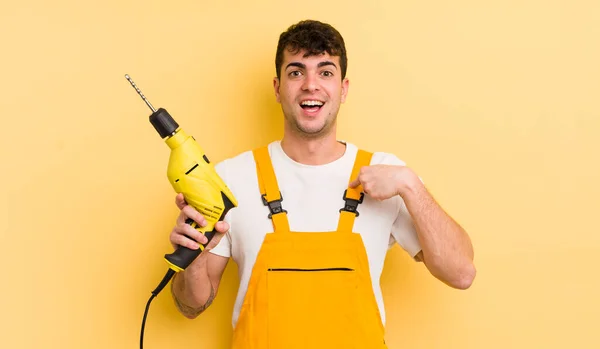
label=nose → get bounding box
[301,73,319,92]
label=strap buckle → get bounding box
[339,189,364,217]
[262,192,287,219]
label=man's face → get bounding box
[274,48,349,138]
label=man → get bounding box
[169,19,475,348]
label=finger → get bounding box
[175,208,203,226]
[181,205,207,227]
[175,193,187,210]
[177,223,208,244]
[171,229,203,250]
[349,178,360,188]
[195,222,229,250]
[188,223,210,244]
[214,221,230,233]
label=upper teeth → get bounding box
[301,100,323,106]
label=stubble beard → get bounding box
[284,106,340,140]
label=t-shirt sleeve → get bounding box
[389,198,422,259]
[376,152,423,260]
[207,159,233,258]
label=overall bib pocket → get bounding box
[266,267,360,349]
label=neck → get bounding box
[280,131,346,165]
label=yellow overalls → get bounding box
[231,146,388,349]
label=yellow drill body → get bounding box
[163,127,238,271]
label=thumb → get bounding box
[348,178,360,188]
[205,222,230,250]
[215,221,230,233]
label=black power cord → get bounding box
[140,269,176,349]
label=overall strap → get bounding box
[337,149,373,232]
[253,146,290,232]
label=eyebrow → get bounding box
[285,61,338,70]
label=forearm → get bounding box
[399,171,476,289]
[170,253,216,319]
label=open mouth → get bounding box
[300,100,325,114]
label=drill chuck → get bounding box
[150,108,179,138]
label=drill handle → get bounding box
[164,218,219,271]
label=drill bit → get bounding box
[125,74,156,113]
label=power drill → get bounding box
[124,74,238,349]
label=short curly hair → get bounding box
[275,20,348,80]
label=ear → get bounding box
[273,77,281,103]
[341,77,350,103]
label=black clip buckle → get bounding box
[262,192,287,219]
[339,189,364,217]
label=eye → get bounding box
[288,70,302,77]
[321,70,334,77]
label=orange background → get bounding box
[1,0,599,348]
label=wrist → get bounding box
[396,167,424,199]
[187,251,209,273]
[180,255,211,294]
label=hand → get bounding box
[169,193,230,251]
[349,165,419,201]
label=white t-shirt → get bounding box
[210,140,422,328]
